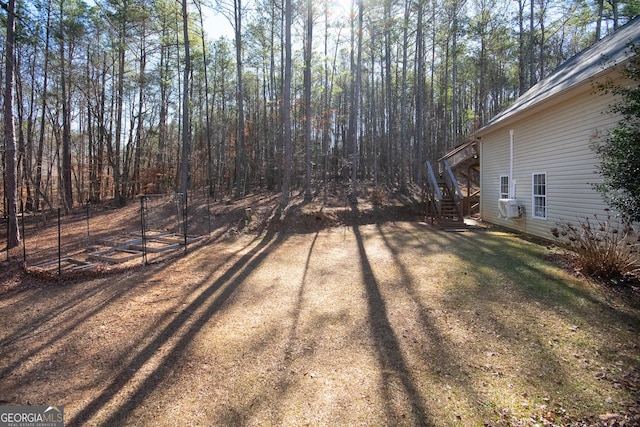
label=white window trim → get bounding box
[532,172,547,220]
[499,175,510,199]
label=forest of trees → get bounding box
[1,0,639,246]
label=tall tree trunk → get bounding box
[234,0,245,199]
[303,0,313,201]
[428,3,436,160]
[370,23,378,186]
[60,1,73,211]
[4,0,20,249]
[384,0,393,186]
[15,51,25,208]
[529,0,536,88]
[353,0,363,194]
[538,0,545,80]
[133,24,148,197]
[415,0,424,185]
[268,6,278,192]
[348,0,356,194]
[114,24,125,205]
[517,0,527,95]
[451,7,459,148]
[442,38,450,152]
[158,15,169,179]
[196,1,214,197]
[35,1,52,211]
[400,0,410,192]
[596,0,603,41]
[280,0,293,209]
[87,54,96,203]
[608,0,619,30]
[322,0,330,202]
[96,52,108,202]
[477,1,488,127]
[180,0,191,196]
[24,47,37,211]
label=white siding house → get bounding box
[473,17,640,240]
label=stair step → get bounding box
[438,217,464,223]
[437,220,469,230]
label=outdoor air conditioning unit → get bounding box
[498,198,522,219]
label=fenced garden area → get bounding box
[1,193,206,278]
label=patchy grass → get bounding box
[1,193,639,426]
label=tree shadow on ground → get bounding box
[350,200,431,425]
[66,231,286,426]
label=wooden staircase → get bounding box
[436,181,466,229]
[424,139,480,229]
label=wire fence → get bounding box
[2,193,193,278]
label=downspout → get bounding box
[510,129,525,229]
[509,130,514,198]
[478,137,483,220]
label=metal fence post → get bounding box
[141,196,147,265]
[184,191,188,252]
[21,200,25,264]
[58,207,61,278]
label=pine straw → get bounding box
[1,192,639,426]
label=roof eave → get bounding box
[473,65,626,138]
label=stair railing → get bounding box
[442,158,464,220]
[424,161,442,222]
[438,139,478,171]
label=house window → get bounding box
[532,172,547,219]
[500,175,509,199]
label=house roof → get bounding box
[475,16,640,136]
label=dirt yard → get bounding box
[1,189,639,426]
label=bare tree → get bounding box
[529,0,535,88]
[195,0,214,197]
[180,0,191,196]
[215,0,247,198]
[303,0,313,201]
[608,0,619,30]
[234,0,246,198]
[34,0,53,211]
[280,0,292,208]
[415,0,424,185]
[4,0,20,249]
[596,0,604,41]
[383,0,394,186]
[113,1,127,205]
[58,0,78,211]
[516,0,527,95]
[351,0,363,199]
[400,0,410,191]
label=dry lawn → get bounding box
[1,190,639,426]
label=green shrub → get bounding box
[551,211,639,283]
